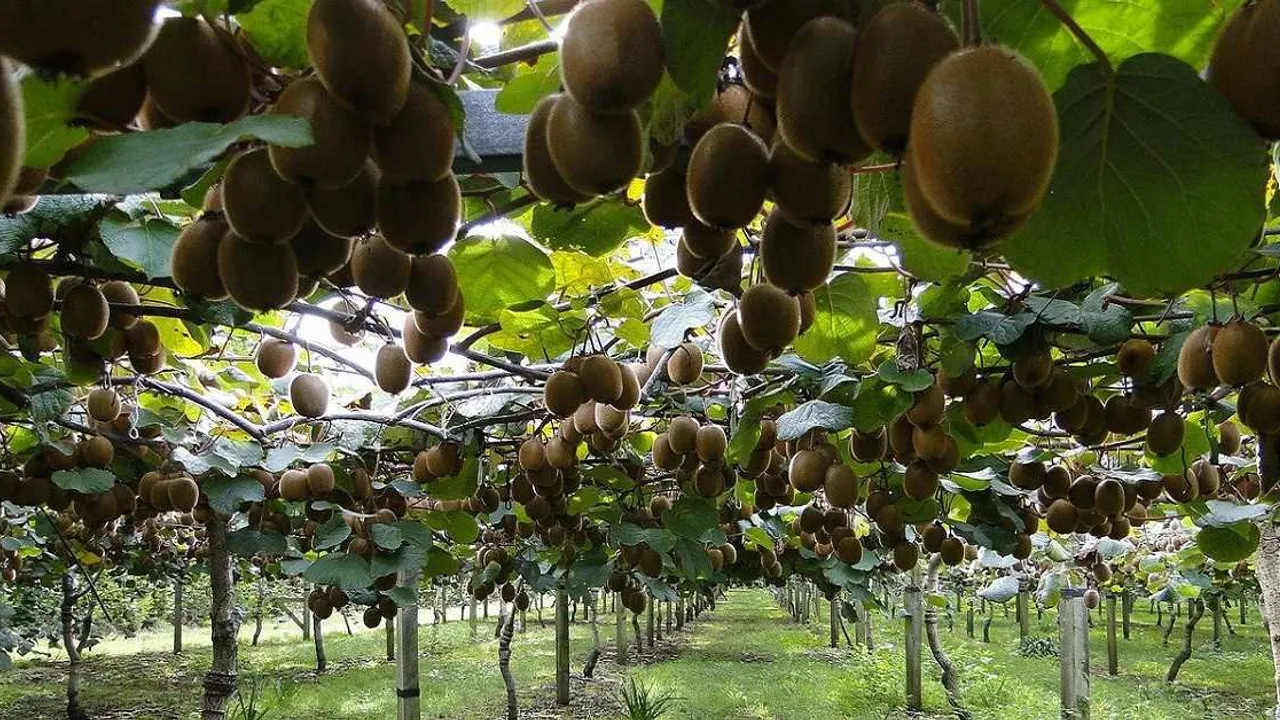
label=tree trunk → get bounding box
[1122,590,1132,640]
[554,585,569,706]
[251,577,265,647]
[676,596,685,631]
[173,577,184,655]
[1255,524,1280,717]
[302,591,312,641]
[1106,593,1118,676]
[924,557,969,719]
[469,596,478,638]
[313,591,327,673]
[1167,599,1205,682]
[386,615,396,662]
[966,597,974,639]
[615,592,628,665]
[1163,602,1179,646]
[498,604,518,720]
[665,600,673,635]
[584,591,601,678]
[61,572,88,720]
[202,515,239,720]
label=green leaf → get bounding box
[449,234,555,323]
[424,510,480,544]
[263,443,335,473]
[726,416,761,466]
[371,545,424,578]
[848,379,912,433]
[494,53,561,115]
[662,496,718,540]
[393,521,433,549]
[878,213,969,282]
[0,195,106,255]
[98,213,180,279]
[21,74,89,168]
[226,529,287,557]
[529,198,649,257]
[313,515,352,550]
[1079,284,1133,345]
[743,526,773,550]
[303,552,374,591]
[370,523,405,550]
[791,273,877,366]
[236,0,310,69]
[446,0,526,20]
[954,311,1034,345]
[1196,523,1259,563]
[29,387,73,423]
[487,303,583,360]
[673,537,713,580]
[63,115,314,194]
[422,545,461,578]
[1003,54,1270,296]
[660,0,740,99]
[202,475,266,515]
[651,291,716,348]
[775,400,855,441]
[51,468,114,494]
[877,361,934,392]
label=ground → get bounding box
[0,588,1272,719]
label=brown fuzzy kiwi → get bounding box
[681,221,737,259]
[759,212,836,293]
[327,298,364,346]
[350,234,411,298]
[87,387,121,422]
[887,412,916,463]
[0,0,160,77]
[998,377,1035,425]
[743,0,831,72]
[277,469,308,501]
[5,263,53,318]
[824,464,858,508]
[80,435,114,468]
[404,254,458,315]
[372,83,456,183]
[963,380,1000,426]
[573,400,600,436]
[306,463,335,497]
[1179,325,1222,391]
[903,461,938,500]
[614,364,641,410]
[60,283,109,340]
[256,338,297,379]
[375,343,412,394]
[911,424,949,461]
[683,83,776,147]
[167,476,200,513]
[96,281,137,331]
[666,342,704,385]
[1042,465,1071,498]
[775,18,869,165]
[519,438,546,472]
[123,319,161,357]
[524,94,592,205]
[686,123,770,229]
[851,3,959,155]
[643,169,694,228]
[1116,338,1155,377]
[696,424,727,462]
[1193,459,1221,497]
[546,96,643,196]
[291,220,354,279]
[719,309,770,375]
[269,76,372,189]
[1164,469,1199,503]
[413,290,464,337]
[1013,351,1053,391]
[559,0,664,114]
[307,0,411,125]
[403,312,448,365]
[595,402,630,436]
[1067,475,1100,510]
[1145,412,1184,457]
[1219,420,1242,455]
[1103,394,1151,435]
[171,216,229,300]
[426,442,462,477]
[1207,0,1280,140]
[135,95,176,130]
[217,233,299,311]
[1094,478,1125,517]
[667,416,699,455]
[290,373,330,418]
[939,537,965,566]
[222,149,309,244]
[768,140,853,227]
[849,428,887,462]
[901,157,1030,251]
[909,46,1057,229]
[736,26,777,100]
[544,370,586,418]
[789,449,827,492]
[306,161,378,238]
[129,348,165,375]
[143,17,250,123]
[892,540,919,571]
[579,355,623,404]
[1212,319,1268,386]
[1045,498,1078,534]
[907,385,946,427]
[376,173,461,254]
[75,62,147,131]
[737,283,801,356]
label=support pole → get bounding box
[1106,593,1118,676]
[905,566,924,712]
[615,592,628,664]
[386,615,396,662]
[396,570,421,720]
[1059,588,1090,719]
[173,578,184,655]
[1017,588,1030,641]
[555,585,570,706]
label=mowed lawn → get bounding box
[0,587,1272,719]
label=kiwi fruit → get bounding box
[256,338,297,379]
[5,264,53,319]
[962,380,1000,426]
[375,343,412,394]
[1245,384,1280,434]
[544,370,586,417]
[373,82,456,183]
[546,97,643,196]
[1212,319,1268,386]
[892,540,919,571]
[848,428,887,462]
[937,536,964,566]
[666,342,703,385]
[413,291,464,337]
[1219,419,1242,456]
[217,233,300,311]
[681,222,737,260]
[403,313,448,365]
[306,161,378,238]
[579,355,623,404]
[642,169,694,228]
[998,377,1035,425]
[1116,338,1155,377]
[129,348,165,375]
[122,319,161,357]
[595,402,630,436]
[1013,351,1053,391]
[559,0,664,114]
[667,416,699,455]
[789,449,826,492]
[903,461,939,500]
[1044,498,1078,534]
[269,76,372,189]
[759,212,836,293]
[824,464,858,508]
[901,157,1029,251]
[686,123,770,229]
[1094,478,1125,517]
[60,283,109,340]
[523,94,592,205]
[376,174,461,254]
[1208,0,1280,140]
[737,283,801,356]
[403,254,458,316]
[135,95,176,130]
[546,435,577,469]
[1193,459,1221,496]
[1164,469,1199,503]
[614,364,641,410]
[303,463,335,498]
[86,387,121,422]
[684,83,776,147]
[909,46,1057,230]
[851,3,958,155]
[143,17,250,123]
[907,385,946,427]
[291,220,354,279]
[222,149,309,244]
[80,435,114,468]
[768,140,853,227]
[696,424,727,462]
[719,309,770,375]
[775,18,870,165]
[307,0,411,125]
[74,62,148,131]
[519,438,546,472]
[290,373,329,418]
[350,234,411,298]
[1145,412,1184,457]
[1177,325,1221,390]
[744,0,832,72]
[911,423,949,460]
[0,0,160,77]
[171,216,229,300]
[737,26,777,100]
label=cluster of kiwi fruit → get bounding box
[1009,460,1144,540]
[136,469,201,515]
[1209,0,1280,141]
[524,0,664,204]
[542,353,642,436]
[0,436,139,528]
[467,542,523,602]
[650,416,733,499]
[508,437,597,551]
[411,440,466,484]
[720,283,815,375]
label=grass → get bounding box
[0,588,1272,719]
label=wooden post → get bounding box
[1017,588,1030,641]
[201,515,239,720]
[615,592,628,664]
[469,595,478,638]
[555,585,570,706]
[386,615,396,662]
[665,600,673,634]
[646,596,655,647]
[1059,588,1090,719]
[173,578,184,655]
[905,566,923,712]
[1212,594,1223,652]
[1122,590,1132,640]
[313,591,326,673]
[1106,593,1118,676]
[396,569,421,720]
[829,591,839,648]
[676,595,685,630]
[966,596,975,639]
[302,592,311,641]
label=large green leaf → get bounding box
[449,234,555,323]
[63,116,313,194]
[1003,54,1270,297]
[51,468,114,494]
[1196,523,1259,563]
[776,400,855,441]
[236,0,310,69]
[791,272,877,365]
[98,213,180,279]
[447,0,525,20]
[494,53,561,115]
[21,74,89,168]
[0,195,107,255]
[878,213,970,283]
[226,529,287,557]
[528,199,648,257]
[303,552,374,590]
[487,303,583,360]
[203,475,266,515]
[660,0,739,99]
[662,496,718,540]
[313,515,352,550]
